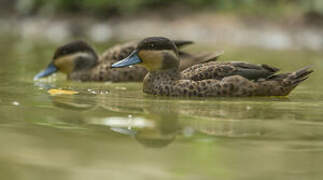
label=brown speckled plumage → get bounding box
[35,40,216,82]
[62,40,217,82]
[112,37,313,97]
[68,41,146,82]
[144,65,312,97]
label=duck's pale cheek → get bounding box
[54,56,75,74]
[138,50,163,71]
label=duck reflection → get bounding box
[46,89,277,147]
[38,81,320,148]
[85,101,181,148]
[51,95,94,111]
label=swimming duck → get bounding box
[111,37,313,97]
[34,40,220,82]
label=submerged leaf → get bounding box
[48,89,79,95]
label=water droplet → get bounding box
[12,101,20,106]
[115,87,127,90]
[90,90,97,94]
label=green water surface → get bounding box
[0,38,323,180]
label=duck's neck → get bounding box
[67,68,95,81]
[67,54,99,81]
[143,68,181,95]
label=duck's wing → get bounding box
[182,61,279,81]
[255,66,313,96]
[172,40,194,48]
[100,41,138,64]
[179,51,223,71]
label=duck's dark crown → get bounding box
[53,40,97,59]
[137,37,177,52]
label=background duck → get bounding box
[111,37,313,97]
[34,40,221,82]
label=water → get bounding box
[0,38,323,180]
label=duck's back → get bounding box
[95,41,148,82]
[68,41,148,82]
[181,61,279,81]
[100,41,138,64]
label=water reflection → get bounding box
[49,92,180,148]
[45,84,323,149]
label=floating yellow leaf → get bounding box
[48,89,79,95]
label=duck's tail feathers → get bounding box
[285,66,313,86]
[173,40,194,49]
[268,66,313,86]
[260,66,313,96]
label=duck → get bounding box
[33,40,221,82]
[111,37,313,97]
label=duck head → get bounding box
[111,37,180,72]
[34,40,98,80]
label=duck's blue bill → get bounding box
[111,51,142,68]
[33,63,58,80]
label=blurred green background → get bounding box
[0,0,322,18]
[1,0,323,50]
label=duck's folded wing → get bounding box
[100,41,138,63]
[172,40,194,48]
[179,51,223,71]
[182,61,279,81]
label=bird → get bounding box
[111,37,313,97]
[33,40,221,82]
